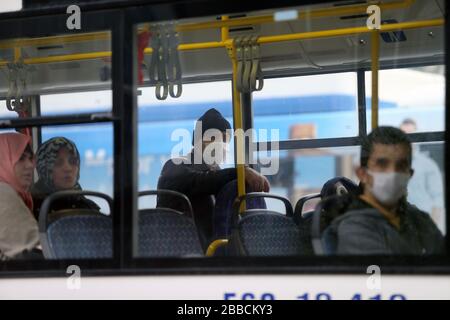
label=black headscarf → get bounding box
[31,137,100,219]
[35,137,81,193]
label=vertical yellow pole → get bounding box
[229,43,247,213]
[223,16,246,213]
[221,16,229,42]
[14,47,21,62]
[371,30,380,130]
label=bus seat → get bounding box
[320,176,358,199]
[312,194,354,255]
[293,193,321,225]
[138,190,203,257]
[295,177,358,255]
[213,180,266,240]
[228,193,305,256]
[38,191,113,259]
[294,177,357,223]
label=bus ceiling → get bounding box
[0,0,445,95]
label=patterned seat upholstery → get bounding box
[138,208,203,257]
[46,214,112,259]
[233,211,305,256]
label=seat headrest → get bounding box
[320,177,358,198]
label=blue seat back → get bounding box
[233,211,305,256]
[213,180,266,239]
[138,208,203,257]
[46,213,112,259]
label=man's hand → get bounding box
[245,166,270,192]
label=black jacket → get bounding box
[31,180,100,220]
[157,154,237,247]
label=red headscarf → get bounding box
[0,133,34,211]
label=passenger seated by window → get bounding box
[325,126,444,255]
[0,133,41,260]
[31,137,99,219]
[157,108,270,247]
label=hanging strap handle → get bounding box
[168,27,183,98]
[250,36,264,92]
[242,36,253,94]
[156,27,169,100]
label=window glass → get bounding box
[366,66,445,133]
[257,146,360,211]
[253,73,358,141]
[0,31,112,120]
[0,123,114,261]
[408,141,446,235]
[132,0,446,259]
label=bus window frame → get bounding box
[0,0,448,278]
[0,8,125,273]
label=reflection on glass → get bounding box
[407,142,446,235]
[366,66,445,133]
[0,122,114,261]
[131,0,445,259]
[257,147,359,209]
[253,73,358,141]
[0,31,112,120]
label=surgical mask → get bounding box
[367,170,411,206]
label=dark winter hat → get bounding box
[193,108,231,144]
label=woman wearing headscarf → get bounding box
[0,133,40,260]
[31,137,99,219]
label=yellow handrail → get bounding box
[0,0,415,50]
[257,19,443,44]
[14,47,21,63]
[0,32,111,50]
[221,16,229,42]
[0,19,441,67]
[26,51,112,65]
[227,40,247,214]
[206,239,229,257]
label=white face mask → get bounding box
[367,170,411,206]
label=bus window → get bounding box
[0,31,112,120]
[253,73,358,141]
[0,100,18,119]
[0,123,114,261]
[40,90,112,116]
[137,81,234,209]
[408,141,446,235]
[366,66,445,133]
[130,0,446,259]
[255,146,360,211]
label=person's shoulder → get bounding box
[405,202,438,226]
[0,182,19,199]
[333,198,384,228]
[0,183,31,216]
[160,156,193,175]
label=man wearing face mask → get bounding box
[157,108,270,249]
[326,126,444,255]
